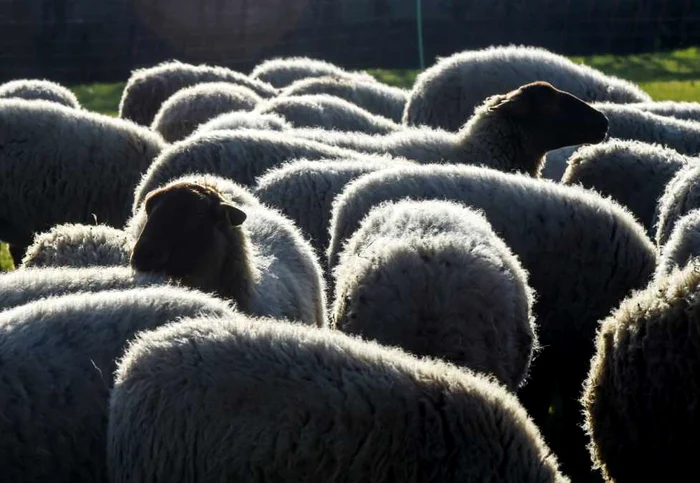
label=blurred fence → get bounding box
[0,0,698,84]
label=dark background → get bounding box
[1,0,698,83]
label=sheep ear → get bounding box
[221,202,247,226]
[491,93,530,117]
[486,94,511,112]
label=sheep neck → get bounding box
[455,111,543,177]
[218,225,256,313]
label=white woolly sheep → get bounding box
[0,99,165,266]
[107,314,570,483]
[194,111,292,135]
[254,94,400,134]
[21,223,133,268]
[249,56,375,88]
[594,103,700,154]
[655,163,700,247]
[0,286,234,483]
[561,140,691,235]
[626,100,700,122]
[656,209,700,278]
[404,44,650,131]
[288,81,609,177]
[254,156,411,257]
[280,75,408,122]
[582,262,700,482]
[328,163,655,479]
[150,82,262,142]
[0,266,173,312]
[332,199,537,390]
[132,129,365,206]
[0,78,80,108]
[119,60,277,126]
[130,179,326,327]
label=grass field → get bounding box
[1,46,698,271]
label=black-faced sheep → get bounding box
[150,82,262,142]
[581,262,700,482]
[544,104,700,181]
[655,163,700,247]
[0,286,234,483]
[328,163,656,479]
[403,44,650,132]
[0,99,165,266]
[194,111,292,135]
[132,130,365,204]
[332,199,537,390]
[108,314,570,483]
[130,180,326,327]
[656,209,700,278]
[561,140,691,235]
[254,157,411,257]
[254,94,400,134]
[249,56,375,88]
[21,223,133,268]
[119,60,277,126]
[0,78,80,108]
[0,266,171,312]
[289,81,609,177]
[280,75,408,122]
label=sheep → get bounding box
[107,314,570,483]
[332,199,537,391]
[328,163,656,479]
[119,60,278,126]
[130,179,327,327]
[626,100,700,122]
[254,157,411,257]
[254,94,400,134]
[404,45,650,132]
[249,56,375,88]
[20,223,133,269]
[280,75,408,122]
[656,209,700,278]
[287,82,609,177]
[0,78,80,108]
[194,111,292,135]
[655,163,700,247]
[127,171,261,249]
[0,99,165,266]
[150,82,262,142]
[543,104,700,181]
[132,130,366,205]
[561,140,692,235]
[0,266,175,312]
[581,261,700,482]
[594,103,700,154]
[0,286,234,483]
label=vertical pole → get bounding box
[416,0,425,69]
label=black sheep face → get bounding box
[490,81,609,153]
[130,182,247,290]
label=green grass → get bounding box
[70,82,125,117]
[0,244,14,271]
[571,47,700,101]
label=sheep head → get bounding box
[488,81,609,154]
[130,181,247,294]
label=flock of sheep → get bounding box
[0,43,699,482]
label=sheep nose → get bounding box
[130,243,169,272]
